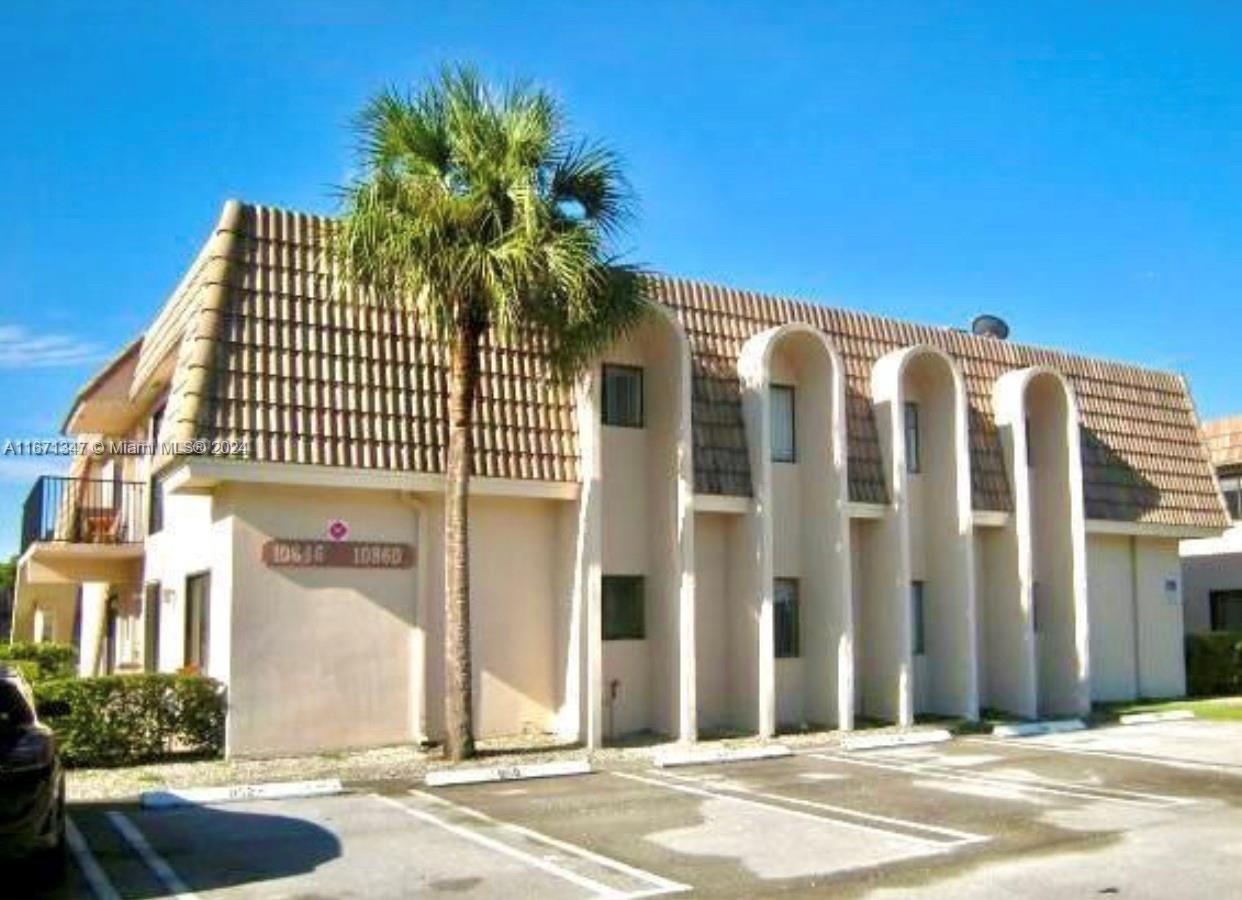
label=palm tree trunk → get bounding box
[444,315,482,762]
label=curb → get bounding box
[655,745,792,768]
[424,759,592,787]
[1118,709,1196,725]
[840,729,952,752]
[991,719,1086,738]
[141,778,345,809]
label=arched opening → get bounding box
[735,324,852,736]
[597,309,693,742]
[1025,371,1089,716]
[863,346,977,724]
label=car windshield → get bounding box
[0,682,35,730]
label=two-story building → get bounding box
[10,200,1229,757]
[1181,416,1242,633]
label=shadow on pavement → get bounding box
[11,800,343,899]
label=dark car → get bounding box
[0,665,66,872]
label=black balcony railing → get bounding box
[21,476,146,554]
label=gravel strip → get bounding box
[67,722,947,802]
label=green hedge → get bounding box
[0,641,77,681]
[1185,632,1242,697]
[34,674,226,768]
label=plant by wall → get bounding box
[0,641,78,682]
[34,674,226,767]
[1185,632,1242,697]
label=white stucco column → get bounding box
[739,324,853,736]
[871,345,979,723]
[573,372,604,749]
[994,367,1091,717]
[78,582,111,676]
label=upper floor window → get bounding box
[771,384,796,463]
[1220,473,1242,521]
[774,578,800,658]
[904,402,921,473]
[151,403,165,446]
[602,365,643,428]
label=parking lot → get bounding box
[26,719,1242,898]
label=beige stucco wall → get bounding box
[694,511,751,734]
[1087,534,1186,702]
[1088,533,1138,701]
[1133,537,1186,698]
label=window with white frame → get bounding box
[1210,590,1242,631]
[771,384,796,463]
[1219,473,1242,521]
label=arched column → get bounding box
[993,367,1090,718]
[579,304,695,746]
[738,324,852,737]
[867,345,978,723]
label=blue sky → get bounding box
[2,2,1240,556]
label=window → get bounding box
[774,578,800,658]
[1025,416,1034,467]
[1032,581,1041,633]
[148,405,166,535]
[144,582,162,673]
[602,365,643,427]
[770,384,796,463]
[1220,473,1242,521]
[602,576,645,640]
[910,580,926,655]
[149,473,164,536]
[904,402,921,473]
[185,572,211,670]
[1210,590,1242,632]
[37,609,56,644]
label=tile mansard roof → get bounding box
[131,200,1227,530]
[1202,416,1242,472]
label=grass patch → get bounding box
[1092,696,1242,723]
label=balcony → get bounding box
[21,475,146,555]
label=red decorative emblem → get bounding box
[327,519,350,542]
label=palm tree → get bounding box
[333,65,650,761]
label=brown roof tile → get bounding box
[135,201,1226,530]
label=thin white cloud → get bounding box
[0,324,100,369]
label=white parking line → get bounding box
[105,811,199,899]
[65,816,120,900]
[376,793,688,898]
[615,770,986,849]
[409,789,690,897]
[963,735,1242,776]
[813,752,1193,808]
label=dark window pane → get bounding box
[911,580,926,655]
[905,402,921,473]
[774,578,800,658]
[602,365,644,428]
[1210,590,1242,631]
[603,576,645,640]
[185,572,211,669]
[771,385,796,463]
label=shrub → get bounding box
[34,674,226,768]
[1185,632,1242,697]
[0,641,77,681]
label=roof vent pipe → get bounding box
[971,314,1010,340]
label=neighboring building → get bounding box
[11,201,1228,757]
[1181,416,1242,633]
